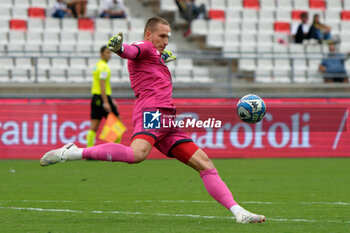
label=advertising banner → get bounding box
[0,98,349,159]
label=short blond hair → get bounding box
[144,16,170,36]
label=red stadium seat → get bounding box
[341,11,350,21]
[78,18,94,31]
[274,22,290,34]
[309,0,326,10]
[10,19,27,31]
[292,10,307,21]
[28,7,46,18]
[208,9,225,21]
[243,0,259,9]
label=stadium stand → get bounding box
[0,0,214,85]
[156,0,350,83]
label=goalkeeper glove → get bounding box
[162,49,176,63]
[107,32,124,53]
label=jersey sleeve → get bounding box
[99,64,109,80]
[131,41,153,59]
[118,41,152,60]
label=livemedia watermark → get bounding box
[143,109,222,129]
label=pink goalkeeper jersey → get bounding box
[118,40,174,120]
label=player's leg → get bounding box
[86,119,100,147]
[130,137,153,163]
[170,143,265,223]
[170,143,237,208]
[82,137,152,163]
[86,95,104,147]
[67,120,155,164]
[40,135,154,166]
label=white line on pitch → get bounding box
[298,201,350,206]
[0,206,349,224]
[134,200,350,205]
[1,200,350,205]
[134,200,277,204]
[20,200,75,203]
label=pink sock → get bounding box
[82,143,134,164]
[200,168,237,209]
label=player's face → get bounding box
[148,23,170,53]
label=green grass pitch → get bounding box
[0,158,349,233]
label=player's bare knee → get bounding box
[188,150,215,172]
[206,157,215,167]
[130,138,153,163]
[199,156,215,170]
[132,148,148,163]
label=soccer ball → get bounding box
[236,94,266,124]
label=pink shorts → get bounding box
[131,108,193,157]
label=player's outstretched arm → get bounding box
[107,33,144,60]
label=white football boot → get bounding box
[40,143,77,166]
[235,209,266,223]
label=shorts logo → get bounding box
[143,109,161,129]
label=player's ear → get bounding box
[144,30,152,40]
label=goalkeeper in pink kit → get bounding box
[40,16,265,223]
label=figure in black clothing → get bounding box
[292,12,310,44]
